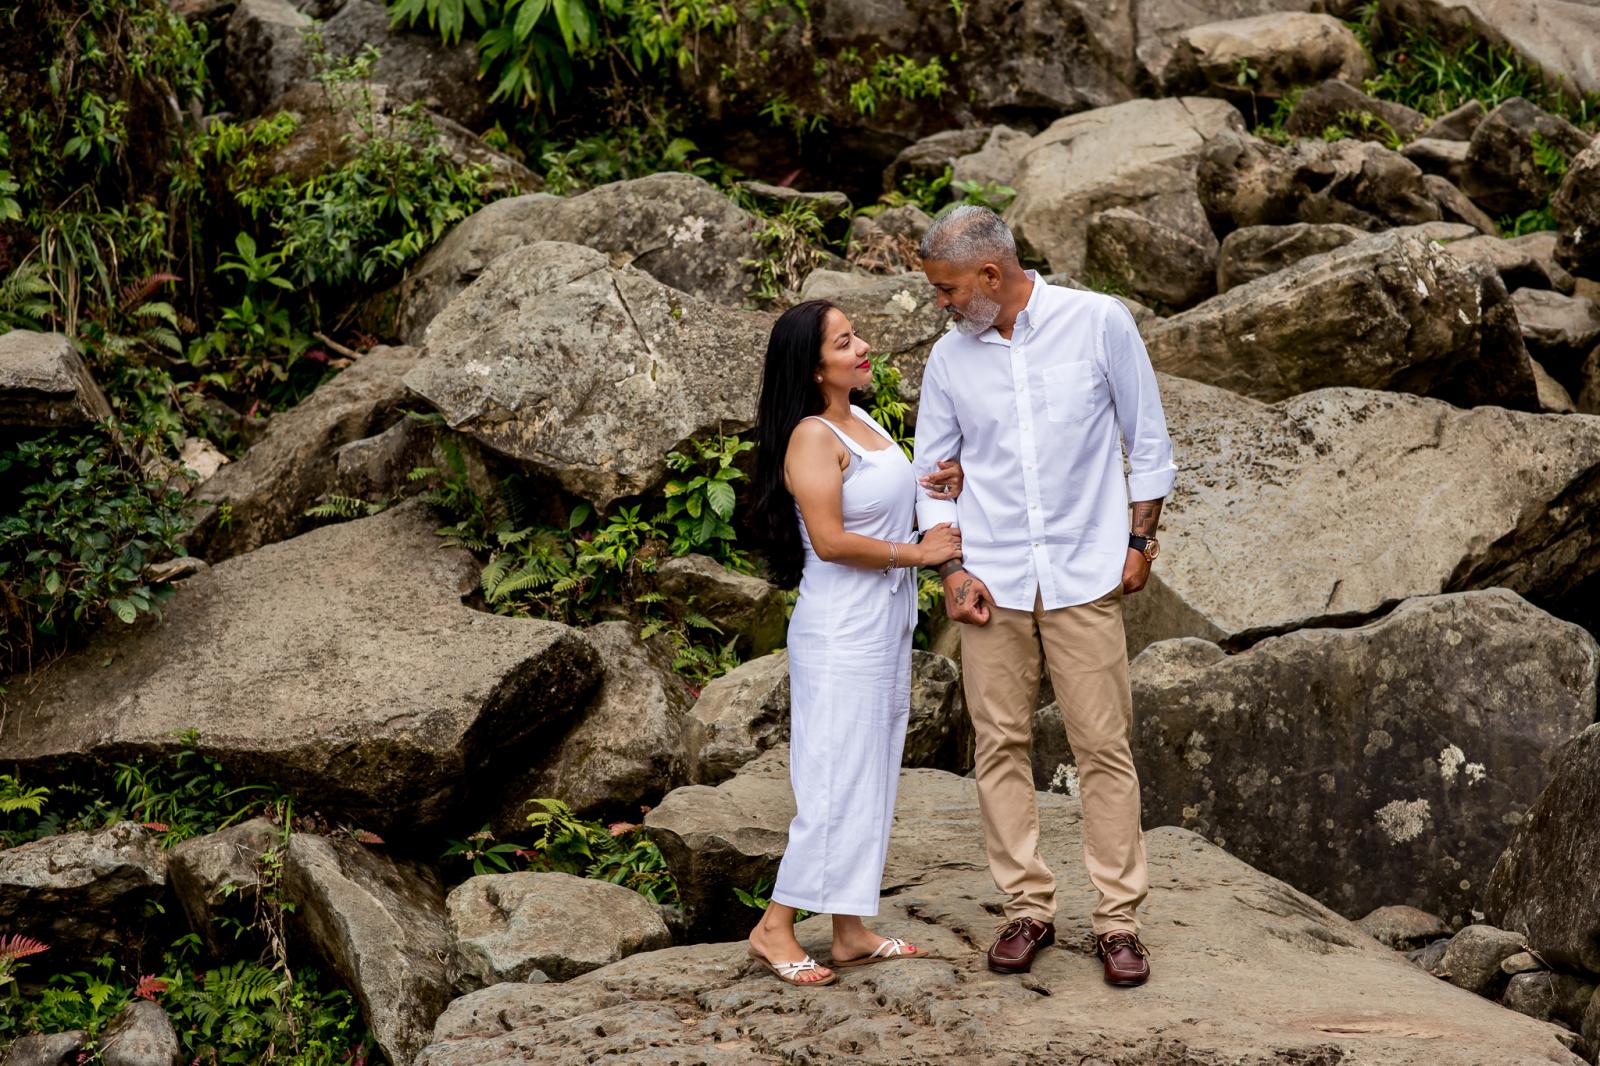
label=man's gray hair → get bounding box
[918,204,1018,266]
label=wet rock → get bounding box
[1461,97,1592,218]
[655,555,786,658]
[493,621,691,829]
[1128,590,1597,922]
[1142,230,1539,409]
[1198,130,1442,236]
[434,760,1585,1065]
[1487,724,1600,976]
[1439,923,1526,997]
[388,174,762,343]
[285,832,452,1066]
[446,871,671,989]
[1123,375,1600,657]
[98,1001,181,1066]
[1357,904,1452,951]
[1007,97,1242,276]
[187,345,422,562]
[168,818,281,957]
[0,823,166,959]
[1168,16,1370,105]
[1214,221,1365,291]
[0,330,112,434]
[0,502,604,830]
[1083,206,1216,310]
[405,241,774,509]
[1554,138,1600,280]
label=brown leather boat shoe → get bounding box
[1096,930,1150,986]
[987,917,1055,975]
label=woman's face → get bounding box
[814,308,872,394]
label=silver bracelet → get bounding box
[884,541,898,574]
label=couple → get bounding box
[746,206,1177,988]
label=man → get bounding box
[911,206,1175,987]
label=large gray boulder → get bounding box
[1486,724,1600,976]
[0,502,603,830]
[1198,131,1442,235]
[1512,287,1600,392]
[0,330,112,433]
[98,1001,181,1066]
[389,174,763,343]
[224,0,487,125]
[881,128,992,194]
[0,823,166,959]
[1,1032,87,1066]
[1554,137,1600,279]
[1214,221,1366,291]
[1442,233,1575,295]
[1438,923,1527,997]
[1005,97,1242,276]
[464,757,1586,1066]
[950,125,1031,191]
[1128,590,1597,923]
[1083,206,1216,309]
[1377,0,1600,99]
[492,621,691,830]
[1143,229,1541,409]
[1123,377,1600,658]
[404,241,774,508]
[187,344,422,562]
[446,871,671,989]
[683,651,790,786]
[1166,13,1370,102]
[1460,97,1592,218]
[903,651,971,773]
[654,555,786,658]
[168,818,281,957]
[285,832,453,1066]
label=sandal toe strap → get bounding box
[873,937,913,958]
[774,956,823,978]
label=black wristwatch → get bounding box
[1129,534,1160,562]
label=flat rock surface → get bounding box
[0,502,602,829]
[427,764,1583,1065]
[1123,377,1600,656]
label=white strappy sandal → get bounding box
[830,936,932,969]
[747,947,839,986]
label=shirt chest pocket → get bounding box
[1041,360,1102,424]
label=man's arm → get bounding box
[911,350,962,537]
[1102,300,1175,593]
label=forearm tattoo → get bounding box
[1131,499,1164,537]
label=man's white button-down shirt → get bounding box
[912,270,1177,612]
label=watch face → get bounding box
[1146,539,1160,561]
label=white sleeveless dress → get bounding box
[771,405,920,916]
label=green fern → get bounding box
[0,775,50,817]
[0,261,54,331]
[303,494,388,519]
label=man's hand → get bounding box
[943,569,993,626]
[1121,549,1151,595]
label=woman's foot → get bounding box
[830,918,925,965]
[749,909,834,985]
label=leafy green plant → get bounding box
[866,354,912,457]
[742,198,828,302]
[0,261,53,331]
[443,825,527,875]
[847,53,948,117]
[662,432,754,568]
[949,178,1016,214]
[734,875,810,920]
[112,730,280,847]
[0,428,194,672]
[519,798,679,905]
[876,165,952,215]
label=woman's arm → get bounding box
[785,422,957,569]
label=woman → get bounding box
[746,298,964,986]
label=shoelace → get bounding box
[1096,931,1150,959]
[994,917,1044,942]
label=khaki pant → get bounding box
[960,584,1148,935]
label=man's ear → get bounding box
[979,262,1002,290]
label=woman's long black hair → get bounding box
[750,298,836,589]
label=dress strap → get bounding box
[850,405,898,447]
[802,415,868,457]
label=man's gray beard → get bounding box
[951,289,1001,336]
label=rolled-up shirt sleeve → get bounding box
[912,348,962,530]
[1101,300,1176,502]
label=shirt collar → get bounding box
[976,269,1043,346]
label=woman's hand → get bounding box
[919,459,963,500]
[913,522,962,566]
